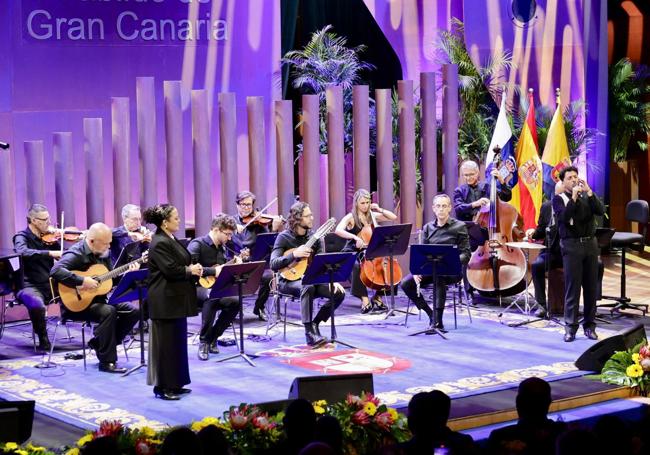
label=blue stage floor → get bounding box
[0,297,613,431]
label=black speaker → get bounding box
[288,373,374,402]
[0,400,35,444]
[575,324,647,372]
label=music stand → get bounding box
[210,261,266,367]
[302,252,356,348]
[113,241,146,269]
[407,244,462,339]
[250,233,279,264]
[107,269,149,377]
[364,223,412,318]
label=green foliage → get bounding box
[282,25,376,155]
[597,340,650,396]
[436,18,514,163]
[609,58,650,162]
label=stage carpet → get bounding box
[0,295,615,431]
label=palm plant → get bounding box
[282,25,376,155]
[435,18,515,163]
[608,58,650,162]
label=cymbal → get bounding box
[505,241,546,250]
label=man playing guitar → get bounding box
[187,214,242,361]
[50,223,140,373]
[270,202,345,346]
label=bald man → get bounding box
[51,223,140,373]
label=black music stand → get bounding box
[211,261,266,367]
[364,223,412,319]
[407,244,462,339]
[302,252,356,348]
[107,269,148,377]
[113,241,146,269]
[250,233,279,264]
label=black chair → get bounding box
[600,200,649,316]
[0,254,24,342]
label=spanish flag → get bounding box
[510,89,543,230]
[541,90,572,199]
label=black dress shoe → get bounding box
[253,307,267,321]
[98,362,127,374]
[217,338,237,347]
[564,332,576,342]
[38,338,52,352]
[584,328,598,340]
[153,387,180,401]
[209,341,219,354]
[198,342,209,361]
[172,388,192,395]
[305,331,325,346]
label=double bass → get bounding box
[466,150,526,294]
[359,208,403,290]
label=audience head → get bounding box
[298,441,335,455]
[160,426,202,455]
[516,377,552,420]
[407,390,451,436]
[80,436,119,455]
[315,415,343,454]
[197,424,230,455]
[283,399,317,447]
[556,427,598,455]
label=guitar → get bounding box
[198,248,250,289]
[57,252,148,312]
[280,217,337,281]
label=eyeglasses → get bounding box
[34,216,50,222]
[221,231,234,237]
[238,202,253,208]
[433,204,450,209]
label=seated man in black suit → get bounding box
[109,204,151,266]
[487,377,566,455]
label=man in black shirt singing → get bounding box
[270,202,345,346]
[400,194,471,332]
[232,191,282,321]
[552,166,605,342]
[50,223,140,373]
[13,204,62,351]
[187,214,241,360]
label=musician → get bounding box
[12,204,62,351]
[270,202,345,346]
[232,191,281,320]
[187,214,241,361]
[334,189,397,313]
[400,194,471,332]
[144,204,202,400]
[453,160,512,222]
[50,223,140,373]
[552,166,605,342]
[109,204,151,266]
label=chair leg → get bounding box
[452,287,458,330]
[45,320,61,365]
[283,297,289,341]
[404,298,411,328]
[81,323,87,371]
[122,341,129,362]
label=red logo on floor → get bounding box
[283,349,411,374]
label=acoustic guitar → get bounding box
[280,217,336,281]
[198,248,250,289]
[58,252,148,312]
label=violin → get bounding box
[127,226,153,243]
[41,226,85,244]
[241,211,276,227]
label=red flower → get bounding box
[252,414,273,431]
[374,412,394,431]
[135,439,154,455]
[352,410,371,425]
[639,344,650,359]
[229,408,249,430]
[363,393,380,406]
[346,394,363,407]
[96,420,124,438]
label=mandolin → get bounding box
[58,252,148,312]
[198,248,250,289]
[280,218,336,281]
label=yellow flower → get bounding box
[313,405,325,414]
[65,449,80,455]
[314,400,327,407]
[140,426,156,438]
[201,416,221,427]
[387,407,399,421]
[26,443,46,453]
[4,443,18,450]
[632,353,640,363]
[627,363,644,378]
[363,401,377,416]
[76,433,94,447]
[191,421,206,432]
[15,450,28,455]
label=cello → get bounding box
[466,149,526,294]
[359,208,403,290]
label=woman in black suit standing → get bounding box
[143,204,203,400]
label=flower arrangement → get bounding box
[211,404,283,454]
[599,340,650,396]
[63,420,165,455]
[312,393,410,454]
[0,442,54,455]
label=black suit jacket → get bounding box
[147,230,197,320]
[453,181,512,221]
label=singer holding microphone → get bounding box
[552,166,605,342]
[143,204,203,400]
